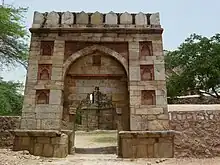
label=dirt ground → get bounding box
[1,131,220,165]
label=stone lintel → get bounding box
[119,130,177,138]
[29,27,163,34]
[10,129,62,137]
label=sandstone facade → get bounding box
[14,11,171,158]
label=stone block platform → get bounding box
[118,131,176,158]
[10,130,73,158]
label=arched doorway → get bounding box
[62,46,129,153]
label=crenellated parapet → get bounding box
[32,11,160,28]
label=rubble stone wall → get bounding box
[0,116,20,148]
[169,110,220,158]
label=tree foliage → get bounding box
[0,5,28,69]
[0,77,23,115]
[165,33,220,98]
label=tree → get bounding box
[0,77,23,115]
[165,33,220,98]
[0,4,29,115]
[0,5,28,69]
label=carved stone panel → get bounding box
[140,65,154,81]
[140,41,153,59]
[38,64,52,80]
[36,90,50,104]
[141,90,156,105]
[40,41,54,56]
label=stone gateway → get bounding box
[12,11,175,158]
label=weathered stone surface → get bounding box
[91,12,103,24]
[37,137,50,144]
[35,105,63,113]
[76,11,89,24]
[42,144,53,157]
[51,67,63,81]
[41,119,61,130]
[148,120,169,131]
[11,130,69,158]
[105,12,117,25]
[130,114,148,130]
[34,143,43,156]
[45,11,59,27]
[154,142,173,158]
[135,12,147,25]
[61,11,74,27]
[135,107,163,115]
[0,116,20,147]
[130,96,141,106]
[120,12,132,24]
[154,64,165,80]
[129,49,139,60]
[129,67,141,81]
[20,119,37,129]
[118,131,174,158]
[51,133,68,145]
[32,12,44,28]
[49,90,63,105]
[130,115,142,130]
[53,144,68,157]
[156,95,167,105]
[150,12,160,25]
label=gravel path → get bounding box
[1,149,220,165]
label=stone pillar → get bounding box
[119,38,174,158]
[128,42,143,130]
[13,38,71,158]
[33,40,65,130]
[20,36,39,129]
[128,40,169,131]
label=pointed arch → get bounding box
[63,45,128,78]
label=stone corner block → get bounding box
[150,12,160,25]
